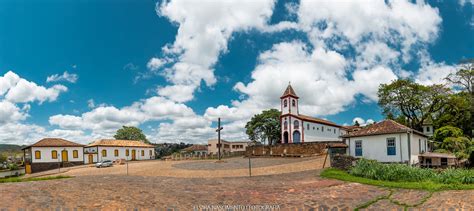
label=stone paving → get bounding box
[0,157,472,210]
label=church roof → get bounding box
[342,120,427,138]
[297,114,341,128]
[280,84,299,99]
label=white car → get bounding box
[95,160,113,168]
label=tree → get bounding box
[445,60,474,95]
[378,79,450,131]
[114,126,150,144]
[433,126,464,143]
[354,120,360,127]
[433,126,473,159]
[245,109,281,146]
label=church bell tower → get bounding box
[280,83,299,116]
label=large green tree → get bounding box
[114,126,150,144]
[245,109,281,146]
[378,79,450,131]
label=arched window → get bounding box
[294,120,299,129]
[102,149,107,157]
[126,149,130,156]
[52,150,58,159]
[292,99,296,107]
[284,121,288,130]
[73,150,78,158]
[283,99,287,107]
[114,149,119,157]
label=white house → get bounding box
[342,120,429,164]
[84,139,155,163]
[22,138,85,173]
[280,84,347,143]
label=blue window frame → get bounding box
[355,140,362,156]
[387,138,396,156]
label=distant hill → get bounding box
[0,144,25,153]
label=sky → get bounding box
[0,0,473,145]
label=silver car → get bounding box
[95,160,113,168]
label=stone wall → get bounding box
[245,143,329,157]
[330,154,358,170]
[31,161,83,173]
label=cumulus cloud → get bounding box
[0,71,68,104]
[150,0,276,102]
[46,71,78,83]
[352,117,375,126]
[415,57,458,86]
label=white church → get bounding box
[280,84,347,143]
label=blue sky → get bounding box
[0,0,473,144]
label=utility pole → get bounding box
[216,118,223,161]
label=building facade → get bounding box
[207,139,248,155]
[84,139,155,164]
[280,84,347,144]
[23,138,84,173]
[342,120,429,164]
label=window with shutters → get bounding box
[387,138,396,156]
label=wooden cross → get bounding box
[216,117,223,160]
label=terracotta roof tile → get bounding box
[27,138,84,148]
[87,139,154,148]
[298,114,341,128]
[342,120,426,138]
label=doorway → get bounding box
[88,154,93,164]
[61,150,68,162]
[132,150,136,160]
[283,132,289,144]
[293,131,300,143]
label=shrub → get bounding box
[7,164,19,171]
[349,159,474,184]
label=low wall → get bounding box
[245,142,330,157]
[30,161,83,173]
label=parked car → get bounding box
[95,160,113,168]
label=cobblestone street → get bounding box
[0,157,473,210]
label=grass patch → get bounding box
[321,168,474,191]
[0,175,72,183]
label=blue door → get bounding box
[293,131,300,143]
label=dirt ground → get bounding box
[1,157,473,210]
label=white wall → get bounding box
[31,147,84,163]
[347,132,429,164]
[303,121,342,142]
[95,146,154,162]
[348,133,409,163]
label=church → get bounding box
[280,84,347,143]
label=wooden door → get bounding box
[25,164,31,174]
[88,154,93,164]
[61,150,68,162]
[132,150,136,160]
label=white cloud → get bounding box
[0,71,68,104]
[152,0,276,102]
[0,71,20,95]
[415,54,458,86]
[146,58,167,71]
[0,101,27,124]
[46,71,78,83]
[5,80,67,104]
[352,117,375,126]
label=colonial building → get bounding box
[84,139,155,164]
[342,120,429,164]
[207,139,248,155]
[280,84,347,143]
[23,138,84,173]
[181,145,208,157]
